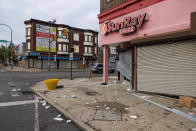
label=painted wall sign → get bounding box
[104,13,147,35]
[36,24,56,52]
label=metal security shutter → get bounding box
[137,40,196,97]
[117,49,132,80]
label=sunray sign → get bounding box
[103,13,148,35]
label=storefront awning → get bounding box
[40,56,80,61]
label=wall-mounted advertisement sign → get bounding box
[36,24,56,52]
[101,13,148,35]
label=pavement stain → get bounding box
[88,101,129,114]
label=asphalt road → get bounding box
[0,66,115,131]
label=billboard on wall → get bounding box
[36,24,56,52]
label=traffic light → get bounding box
[70,47,74,52]
[63,29,67,36]
[53,35,56,40]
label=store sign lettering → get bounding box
[104,13,147,35]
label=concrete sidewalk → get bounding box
[2,65,87,72]
[31,77,196,131]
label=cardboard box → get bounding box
[179,96,196,108]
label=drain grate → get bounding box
[94,108,122,121]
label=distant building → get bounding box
[24,19,98,69]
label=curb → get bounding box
[32,89,95,131]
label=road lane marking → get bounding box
[0,100,36,107]
[34,100,39,131]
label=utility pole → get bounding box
[48,26,51,72]
[48,19,56,72]
[69,47,74,80]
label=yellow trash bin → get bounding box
[45,79,59,90]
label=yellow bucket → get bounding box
[45,79,59,90]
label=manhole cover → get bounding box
[94,108,122,121]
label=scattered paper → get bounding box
[54,117,63,121]
[105,107,110,110]
[40,100,46,104]
[81,79,86,82]
[126,88,131,91]
[141,96,151,99]
[62,95,66,98]
[130,115,138,119]
[192,128,196,131]
[113,81,117,83]
[193,108,196,111]
[86,102,89,105]
[125,108,129,110]
[72,95,77,98]
[45,106,51,109]
[189,112,195,115]
[66,120,72,123]
[57,114,62,118]
[40,101,46,106]
[90,101,96,104]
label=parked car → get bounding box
[90,63,115,74]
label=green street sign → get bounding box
[0,40,7,43]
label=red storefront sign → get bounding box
[104,13,147,35]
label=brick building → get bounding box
[24,19,98,69]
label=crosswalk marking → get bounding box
[0,100,36,107]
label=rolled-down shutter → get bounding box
[117,49,132,80]
[137,39,196,97]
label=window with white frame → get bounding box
[85,35,88,42]
[63,44,66,51]
[84,35,92,42]
[58,44,62,51]
[84,46,93,54]
[95,36,98,43]
[89,47,92,54]
[26,28,31,36]
[27,41,31,50]
[62,44,69,52]
[73,45,79,53]
[73,33,79,41]
[58,30,63,38]
[85,47,88,53]
[58,30,68,39]
[110,48,116,54]
[94,47,97,54]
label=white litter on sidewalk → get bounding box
[54,117,63,121]
[66,120,72,123]
[129,115,138,119]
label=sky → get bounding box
[0,0,100,45]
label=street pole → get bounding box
[69,50,73,80]
[0,23,13,69]
[71,59,72,79]
[11,29,13,69]
[48,19,56,72]
[48,25,51,72]
[54,55,56,71]
[6,41,8,65]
